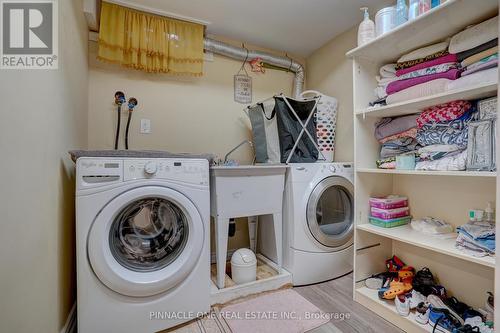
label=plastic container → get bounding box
[395,0,408,27]
[369,216,411,228]
[357,7,375,46]
[231,248,257,285]
[371,206,410,219]
[396,154,416,170]
[408,0,419,20]
[375,6,396,37]
[418,0,431,15]
[369,196,408,209]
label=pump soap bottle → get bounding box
[357,7,375,46]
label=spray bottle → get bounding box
[357,7,375,46]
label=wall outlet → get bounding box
[140,119,151,134]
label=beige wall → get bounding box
[306,27,356,162]
[0,1,88,332]
[87,38,303,251]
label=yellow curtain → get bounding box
[98,2,204,76]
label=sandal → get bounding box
[378,279,413,300]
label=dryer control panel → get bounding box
[76,157,209,190]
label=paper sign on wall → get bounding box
[234,74,252,104]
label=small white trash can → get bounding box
[231,248,257,285]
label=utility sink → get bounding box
[209,164,288,218]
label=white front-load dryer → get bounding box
[76,157,210,333]
[283,162,354,286]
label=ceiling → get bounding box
[109,0,393,57]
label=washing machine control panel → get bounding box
[77,158,209,189]
[124,159,209,185]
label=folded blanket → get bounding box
[461,47,497,67]
[418,144,462,161]
[457,39,498,62]
[396,53,458,76]
[374,114,419,141]
[460,221,495,240]
[416,126,468,148]
[464,53,498,71]
[375,75,398,99]
[397,41,449,63]
[386,79,449,105]
[447,67,498,91]
[379,127,417,144]
[395,50,449,70]
[416,100,471,128]
[449,16,498,54]
[380,137,420,159]
[457,228,495,252]
[456,233,494,256]
[415,150,467,171]
[376,156,396,169]
[387,68,461,95]
[419,108,476,132]
[380,63,397,78]
[397,62,458,80]
[462,58,498,77]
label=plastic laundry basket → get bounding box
[300,90,338,162]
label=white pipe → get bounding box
[203,38,305,98]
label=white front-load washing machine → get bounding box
[76,157,210,333]
[283,162,354,286]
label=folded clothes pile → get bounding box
[452,16,499,79]
[380,40,461,105]
[456,221,495,257]
[373,64,397,106]
[371,16,499,106]
[414,100,477,171]
[374,114,420,169]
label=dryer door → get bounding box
[88,186,204,297]
[306,176,354,250]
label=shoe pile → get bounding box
[364,256,494,332]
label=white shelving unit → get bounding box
[347,0,498,331]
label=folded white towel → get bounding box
[449,16,498,54]
[397,40,449,62]
[379,63,396,78]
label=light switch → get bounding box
[140,119,151,134]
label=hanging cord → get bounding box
[237,44,250,76]
[114,91,126,150]
[125,97,138,150]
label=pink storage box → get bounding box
[371,206,410,220]
[369,196,408,209]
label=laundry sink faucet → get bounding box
[224,140,254,164]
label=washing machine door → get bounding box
[88,186,204,297]
[306,176,354,250]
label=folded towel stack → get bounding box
[452,16,499,79]
[456,221,495,257]
[374,114,420,169]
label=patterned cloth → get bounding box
[416,100,471,128]
[418,144,463,161]
[380,137,420,159]
[416,126,469,149]
[396,53,458,76]
[395,50,449,70]
[415,150,467,171]
[397,63,458,80]
[419,105,477,131]
[387,68,461,95]
[379,127,417,144]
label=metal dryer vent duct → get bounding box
[203,38,305,98]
